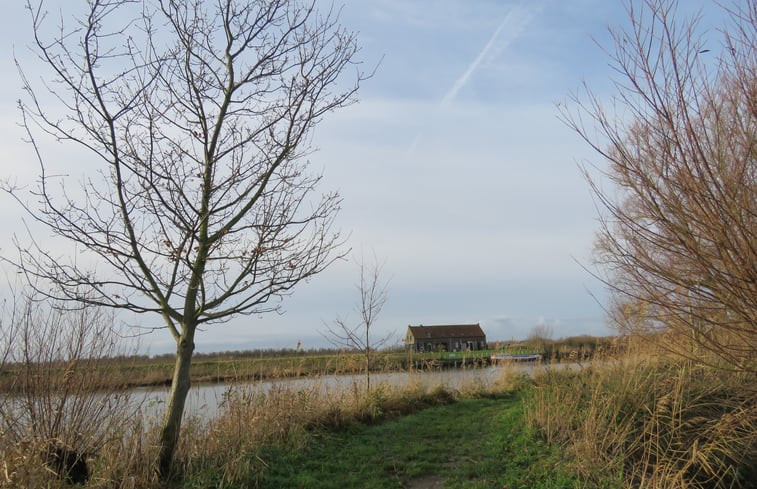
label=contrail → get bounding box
[404,3,540,159]
[440,5,539,108]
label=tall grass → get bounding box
[525,348,756,488]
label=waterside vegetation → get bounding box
[2,306,754,488]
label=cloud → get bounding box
[440,3,541,108]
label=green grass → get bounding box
[254,394,583,489]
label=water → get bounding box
[136,363,551,421]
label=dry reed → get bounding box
[525,348,756,489]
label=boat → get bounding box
[490,353,542,363]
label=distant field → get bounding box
[102,347,538,386]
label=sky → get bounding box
[0,0,725,354]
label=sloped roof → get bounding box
[407,324,486,340]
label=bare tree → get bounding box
[5,0,364,476]
[526,322,553,354]
[323,252,391,392]
[564,0,756,373]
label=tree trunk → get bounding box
[157,331,195,479]
[365,347,371,393]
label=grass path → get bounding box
[257,394,581,488]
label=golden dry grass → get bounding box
[524,348,757,489]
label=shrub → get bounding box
[0,293,148,488]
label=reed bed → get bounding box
[524,351,757,489]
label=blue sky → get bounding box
[0,1,723,353]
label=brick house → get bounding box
[404,324,487,352]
